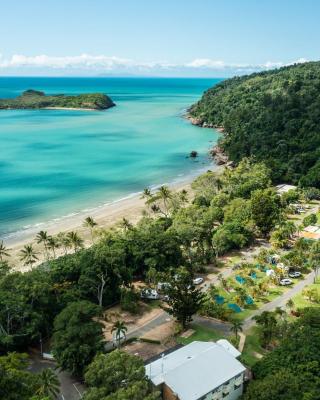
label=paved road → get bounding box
[111,271,315,345]
[193,315,231,335]
[28,355,85,400]
[244,271,315,330]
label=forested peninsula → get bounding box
[0,89,115,110]
[190,61,320,187]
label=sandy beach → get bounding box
[4,166,219,272]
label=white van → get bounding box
[141,288,160,300]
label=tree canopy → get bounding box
[190,61,320,186]
[243,308,320,400]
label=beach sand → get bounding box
[5,175,204,272]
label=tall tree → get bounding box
[84,351,159,400]
[230,320,243,340]
[47,236,59,259]
[0,241,10,261]
[253,311,278,347]
[111,320,127,348]
[250,188,281,236]
[309,241,320,282]
[19,244,38,267]
[67,231,84,252]
[163,268,205,329]
[36,231,50,260]
[0,352,39,400]
[36,368,60,399]
[52,301,104,377]
[83,217,98,244]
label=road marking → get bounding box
[73,383,83,399]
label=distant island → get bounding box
[0,89,115,110]
[189,61,320,188]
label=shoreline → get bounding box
[43,106,107,111]
[185,113,230,166]
[5,163,221,271]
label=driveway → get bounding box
[28,355,85,400]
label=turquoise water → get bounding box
[0,77,220,238]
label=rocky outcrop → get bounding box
[210,145,229,165]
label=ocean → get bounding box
[0,77,221,238]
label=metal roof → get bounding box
[145,341,246,400]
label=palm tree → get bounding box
[119,217,133,232]
[111,320,128,348]
[67,231,84,252]
[36,368,60,399]
[0,241,10,261]
[83,216,98,244]
[179,189,188,204]
[56,232,71,255]
[47,236,59,259]
[36,230,50,260]
[253,311,277,347]
[141,187,152,200]
[309,241,320,283]
[19,244,38,267]
[230,320,243,339]
[157,185,172,216]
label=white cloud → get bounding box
[0,53,309,73]
[0,54,134,70]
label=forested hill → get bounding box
[190,61,320,187]
[0,90,115,110]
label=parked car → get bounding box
[279,278,293,286]
[141,288,160,300]
[288,271,301,278]
[157,282,171,291]
[193,277,204,285]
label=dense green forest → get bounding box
[0,90,115,110]
[190,61,320,187]
[242,308,320,400]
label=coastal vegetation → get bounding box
[190,61,320,187]
[242,308,320,400]
[0,151,319,398]
[0,89,115,110]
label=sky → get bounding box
[0,0,319,77]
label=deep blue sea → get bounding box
[0,77,221,238]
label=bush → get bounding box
[120,288,139,314]
[302,213,317,227]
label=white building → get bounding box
[146,341,246,400]
[275,184,297,195]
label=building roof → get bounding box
[216,339,241,358]
[276,184,297,194]
[145,341,246,400]
[300,225,320,240]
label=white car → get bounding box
[193,277,204,285]
[279,278,293,286]
[141,288,160,300]
[288,271,301,278]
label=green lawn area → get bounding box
[176,324,225,345]
[291,283,320,309]
[240,326,268,367]
[177,323,266,369]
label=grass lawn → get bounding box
[291,283,320,309]
[176,324,225,345]
[240,326,267,367]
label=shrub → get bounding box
[120,288,139,314]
